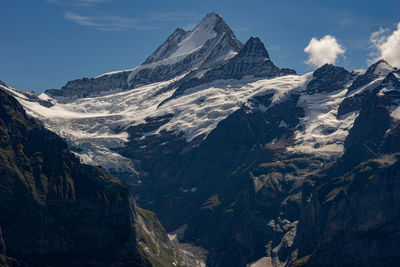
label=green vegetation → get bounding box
[136,207,182,267]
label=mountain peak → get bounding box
[237,37,270,59]
[372,59,390,67]
[348,59,395,93]
[143,12,240,66]
[197,12,223,28]
[306,63,351,94]
[195,12,230,34]
[204,11,220,18]
[313,63,349,77]
[367,59,395,76]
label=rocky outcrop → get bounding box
[0,89,182,266]
[203,37,295,79]
[306,64,351,94]
[46,71,131,98]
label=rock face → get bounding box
[294,68,400,267]
[295,156,400,267]
[46,71,131,98]
[205,37,295,79]
[338,60,396,116]
[306,64,351,94]
[0,88,182,266]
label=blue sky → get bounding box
[1,0,399,92]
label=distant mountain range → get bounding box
[1,12,400,267]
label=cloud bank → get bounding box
[369,22,400,68]
[304,35,345,67]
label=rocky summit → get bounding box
[2,11,400,267]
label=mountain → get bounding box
[0,87,187,266]
[2,12,400,267]
[45,12,243,99]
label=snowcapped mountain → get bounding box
[46,12,243,99]
[143,12,242,66]
[2,12,299,178]
[2,12,400,267]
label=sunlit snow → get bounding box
[289,88,358,156]
[1,74,308,169]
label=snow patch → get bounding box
[170,26,216,58]
[180,187,198,193]
[392,106,400,120]
[289,88,358,157]
[278,120,288,128]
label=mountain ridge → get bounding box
[45,12,244,99]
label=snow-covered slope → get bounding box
[145,12,225,64]
[290,87,358,156]
[4,60,399,173]
[1,73,309,173]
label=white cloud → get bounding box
[64,11,159,31]
[304,35,345,67]
[369,22,400,68]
